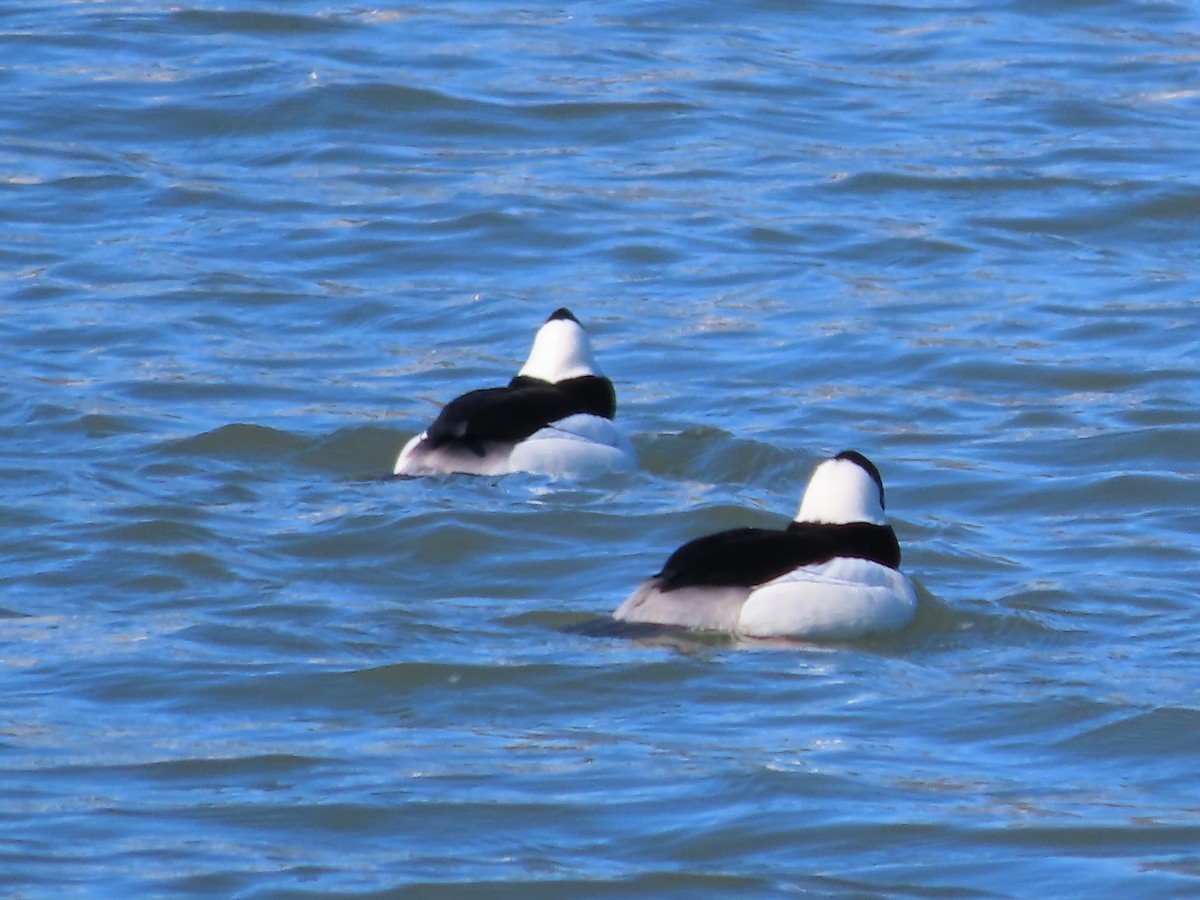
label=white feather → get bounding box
[613,580,750,632]
[395,414,636,478]
[508,414,637,478]
[794,456,886,525]
[736,558,916,639]
[517,315,599,382]
[393,432,511,476]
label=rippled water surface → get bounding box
[3,1,1200,896]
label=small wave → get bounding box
[160,423,305,461]
[1054,706,1200,760]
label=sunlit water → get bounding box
[3,1,1199,896]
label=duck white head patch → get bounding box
[518,308,600,383]
[794,450,888,526]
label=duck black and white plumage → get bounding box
[394,308,637,477]
[613,451,917,639]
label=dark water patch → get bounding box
[943,585,1088,649]
[161,423,305,462]
[151,181,290,215]
[739,224,806,247]
[169,622,354,675]
[311,80,521,130]
[95,514,223,549]
[172,7,356,37]
[296,425,403,478]
[830,233,975,267]
[349,656,714,706]
[68,412,153,440]
[12,752,330,791]
[828,169,1087,197]
[975,182,1200,247]
[273,509,480,567]
[975,819,1200,862]
[102,79,532,149]
[122,376,308,407]
[635,426,804,487]
[1053,705,1200,760]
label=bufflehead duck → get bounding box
[394,308,637,477]
[613,451,917,639]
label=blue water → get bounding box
[3,1,1200,896]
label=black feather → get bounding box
[423,374,616,455]
[655,521,900,591]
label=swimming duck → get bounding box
[613,451,916,639]
[394,308,636,477]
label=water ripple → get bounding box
[3,0,1200,895]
